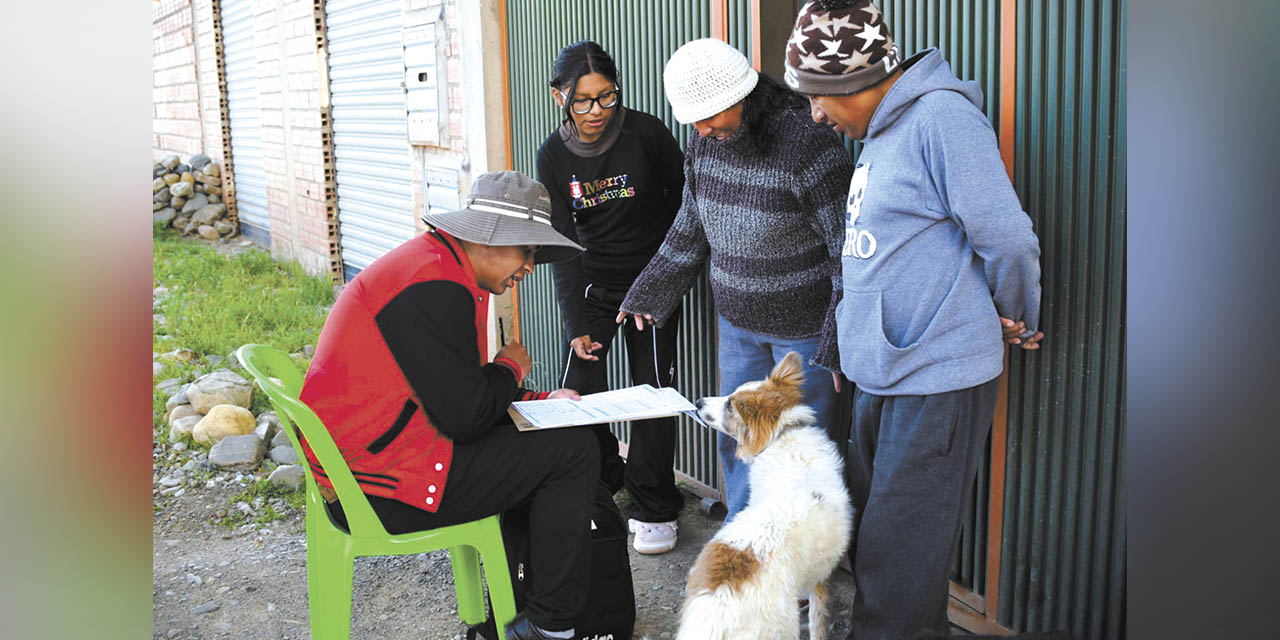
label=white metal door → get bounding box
[220,0,270,246]
[325,0,414,280]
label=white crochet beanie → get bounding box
[663,38,759,124]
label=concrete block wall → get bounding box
[153,0,204,161]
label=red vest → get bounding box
[299,231,490,513]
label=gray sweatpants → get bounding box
[845,376,1000,640]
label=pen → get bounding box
[498,317,506,346]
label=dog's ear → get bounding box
[769,351,805,389]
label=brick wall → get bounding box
[251,0,332,277]
[153,0,203,160]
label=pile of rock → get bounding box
[159,368,304,491]
[152,152,236,241]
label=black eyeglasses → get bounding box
[570,88,620,114]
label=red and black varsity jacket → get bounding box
[298,229,547,513]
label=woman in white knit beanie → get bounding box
[619,38,853,522]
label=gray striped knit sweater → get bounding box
[620,105,853,369]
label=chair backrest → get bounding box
[235,344,389,538]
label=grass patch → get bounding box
[217,478,306,528]
[152,234,333,431]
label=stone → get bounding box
[197,225,220,240]
[172,441,187,452]
[154,208,177,227]
[267,465,305,489]
[191,603,220,615]
[170,197,185,210]
[192,405,256,445]
[204,162,220,177]
[163,173,180,185]
[169,181,193,198]
[196,173,220,186]
[186,370,253,413]
[155,188,172,203]
[153,201,165,212]
[208,194,221,204]
[214,220,234,236]
[180,172,195,184]
[153,177,167,193]
[189,153,211,170]
[270,429,291,450]
[156,377,183,396]
[208,434,266,470]
[192,203,227,226]
[163,382,187,408]
[171,215,190,230]
[167,404,200,426]
[303,344,316,358]
[253,412,281,442]
[181,193,208,214]
[176,163,190,175]
[269,445,299,465]
[183,219,199,235]
[160,348,194,363]
[205,354,223,368]
[161,154,180,170]
[153,163,167,178]
[169,415,202,442]
[153,361,164,377]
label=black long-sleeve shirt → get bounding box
[536,108,684,339]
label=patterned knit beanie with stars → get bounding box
[783,0,900,96]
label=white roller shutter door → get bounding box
[220,0,271,246]
[325,0,414,280]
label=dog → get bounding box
[675,352,853,640]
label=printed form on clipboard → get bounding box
[509,384,706,431]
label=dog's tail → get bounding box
[675,590,738,640]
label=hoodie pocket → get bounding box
[837,289,924,388]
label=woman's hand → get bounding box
[614,310,656,331]
[548,388,582,400]
[570,335,603,361]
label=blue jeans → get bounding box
[717,315,841,519]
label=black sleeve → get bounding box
[537,142,589,341]
[375,280,520,444]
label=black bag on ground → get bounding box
[468,484,635,640]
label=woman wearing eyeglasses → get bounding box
[535,41,686,556]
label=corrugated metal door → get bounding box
[1000,0,1126,637]
[220,0,271,246]
[325,0,415,281]
[506,0,752,493]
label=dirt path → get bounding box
[153,479,852,639]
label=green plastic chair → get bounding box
[236,344,516,640]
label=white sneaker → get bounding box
[628,518,678,555]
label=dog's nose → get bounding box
[695,398,705,410]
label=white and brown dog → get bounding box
[677,352,853,640]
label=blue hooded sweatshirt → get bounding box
[833,49,1041,396]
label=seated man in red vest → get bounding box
[300,170,594,640]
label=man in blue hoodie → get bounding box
[784,1,1044,638]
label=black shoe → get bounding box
[504,612,568,640]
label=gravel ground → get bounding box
[152,470,867,640]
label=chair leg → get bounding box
[477,521,517,639]
[308,532,355,640]
[450,544,487,625]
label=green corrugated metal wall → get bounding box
[504,2,1126,638]
[505,0,752,492]
[1000,0,1126,637]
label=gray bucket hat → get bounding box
[422,170,583,264]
